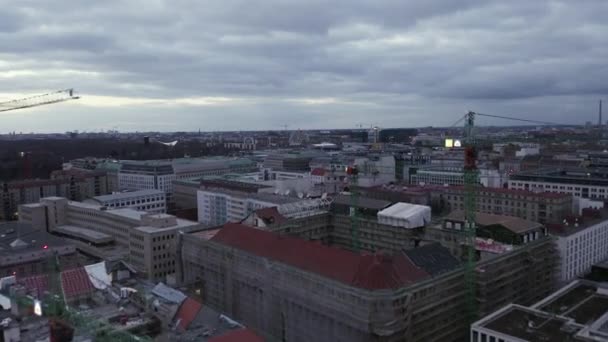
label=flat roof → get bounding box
[511,168,608,186]
[68,201,103,210]
[0,222,72,255]
[198,188,303,205]
[445,210,542,234]
[333,194,392,210]
[54,225,114,244]
[481,305,580,341]
[536,281,608,325]
[107,208,145,220]
[92,189,164,202]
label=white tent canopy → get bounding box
[377,202,431,229]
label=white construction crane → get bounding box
[0,89,79,112]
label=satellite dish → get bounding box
[297,192,304,198]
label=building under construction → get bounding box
[176,196,558,342]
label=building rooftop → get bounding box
[445,210,543,234]
[54,225,114,244]
[546,208,608,236]
[208,223,429,290]
[193,229,221,240]
[404,243,461,277]
[107,208,145,220]
[68,201,103,210]
[152,282,187,304]
[92,189,165,202]
[480,305,580,341]
[474,280,608,342]
[511,167,608,186]
[446,185,572,200]
[534,281,608,325]
[0,222,72,256]
[200,179,272,193]
[333,194,392,211]
[198,188,303,205]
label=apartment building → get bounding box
[117,158,257,207]
[472,280,608,342]
[549,209,608,283]
[178,222,557,342]
[0,170,109,221]
[19,197,202,281]
[509,168,608,199]
[85,189,166,213]
[441,186,572,224]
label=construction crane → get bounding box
[457,111,562,326]
[0,89,79,113]
[346,165,361,251]
[462,111,479,325]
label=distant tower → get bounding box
[600,100,603,127]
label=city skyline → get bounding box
[1,1,607,132]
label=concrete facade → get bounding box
[18,197,202,281]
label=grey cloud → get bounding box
[0,0,607,132]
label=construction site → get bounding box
[174,112,563,342]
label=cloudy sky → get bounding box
[0,0,607,132]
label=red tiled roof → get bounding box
[311,168,326,176]
[211,224,429,290]
[208,328,265,342]
[254,207,288,225]
[61,267,95,300]
[19,274,49,297]
[175,297,202,331]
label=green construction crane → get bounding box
[463,111,479,326]
[347,166,361,252]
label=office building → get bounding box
[85,189,166,213]
[19,197,202,281]
[471,280,608,342]
[262,153,315,172]
[117,158,257,206]
[440,186,572,224]
[509,168,608,199]
[410,166,502,188]
[550,209,608,282]
[197,189,304,226]
[118,161,176,198]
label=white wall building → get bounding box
[85,189,166,214]
[197,189,304,226]
[554,215,608,283]
[509,169,608,200]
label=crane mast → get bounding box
[463,111,479,325]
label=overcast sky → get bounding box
[1,0,607,132]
